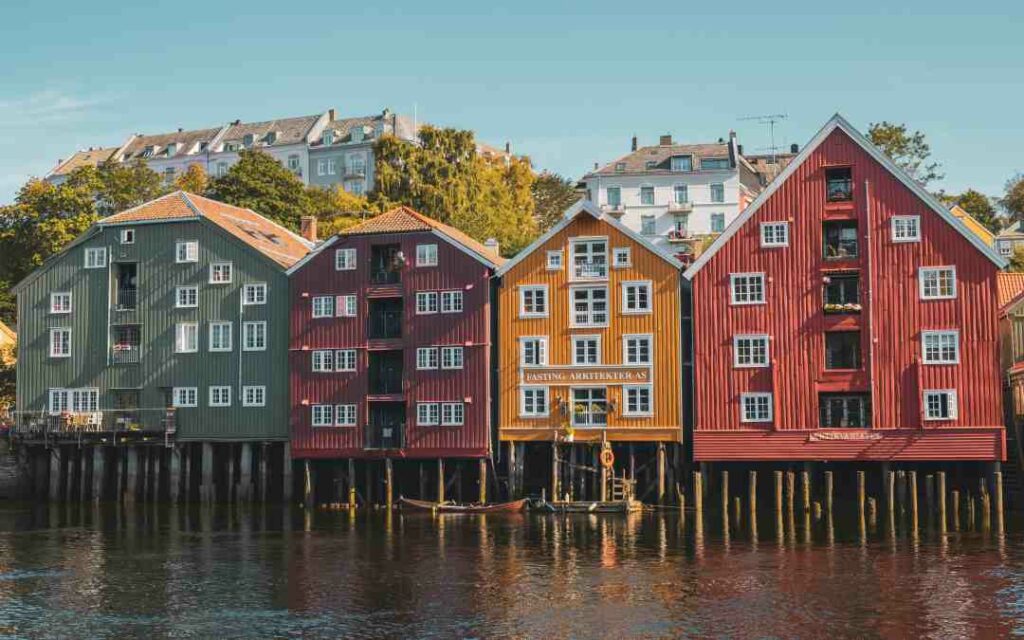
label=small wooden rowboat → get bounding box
[400,497,528,514]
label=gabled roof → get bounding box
[997,220,1024,240]
[684,114,1007,279]
[584,142,732,178]
[287,206,504,274]
[219,114,321,148]
[998,272,1024,315]
[120,126,224,161]
[47,147,119,178]
[100,191,312,268]
[315,112,417,146]
[949,204,995,246]
[495,199,683,277]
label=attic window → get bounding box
[826,167,853,202]
[165,143,177,156]
[615,162,626,173]
[141,146,155,158]
[645,161,657,170]
[701,157,730,170]
[199,142,209,152]
[265,131,278,145]
[224,142,239,152]
[670,156,692,172]
[323,130,335,145]
[242,134,254,147]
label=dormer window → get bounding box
[265,131,278,145]
[323,130,335,146]
[645,160,657,170]
[670,155,692,172]
[701,157,730,170]
[141,146,155,158]
[825,167,853,202]
[224,142,239,152]
[199,142,209,152]
[242,134,254,147]
[165,143,177,156]
[615,162,626,173]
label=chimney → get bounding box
[484,238,500,258]
[505,141,511,154]
[790,143,799,154]
[631,135,638,151]
[233,119,241,125]
[737,144,744,155]
[328,108,336,121]
[659,134,672,146]
[300,216,318,243]
[594,162,599,170]
[178,127,184,133]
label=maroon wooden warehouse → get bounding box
[288,207,503,466]
[685,114,1007,462]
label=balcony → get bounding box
[111,325,141,364]
[668,200,693,213]
[116,287,137,311]
[369,298,402,340]
[15,409,176,438]
[369,351,403,395]
[371,244,402,285]
[572,259,608,280]
[666,228,693,244]
[601,203,625,218]
[365,420,405,450]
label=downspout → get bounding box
[238,286,244,402]
[864,180,877,428]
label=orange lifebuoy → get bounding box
[599,448,615,469]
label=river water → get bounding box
[0,504,1019,639]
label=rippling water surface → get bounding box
[0,504,1019,638]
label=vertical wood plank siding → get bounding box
[499,215,683,442]
[691,128,1005,461]
[289,231,493,458]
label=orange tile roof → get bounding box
[340,206,505,266]
[998,272,1024,312]
[100,191,312,268]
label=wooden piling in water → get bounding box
[239,443,253,502]
[303,459,314,507]
[951,489,960,531]
[478,458,487,504]
[785,471,795,516]
[909,470,919,533]
[885,470,896,533]
[801,470,810,514]
[937,471,947,533]
[857,470,866,523]
[348,459,356,508]
[980,477,991,531]
[657,443,666,504]
[775,471,784,515]
[438,458,446,504]
[550,444,558,502]
[168,446,180,504]
[749,471,758,514]
[867,497,877,528]
[721,470,729,515]
[693,471,703,530]
[733,496,741,524]
[49,447,63,502]
[995,470,1005,535]
[93,447,106,502]
[385,458,393,510]
[201,442,214,504]
[824,470,833,515]
[968,492,976,530]
[925,474,934,521]
[813,501,822,520]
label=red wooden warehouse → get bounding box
[288,207,503,499]
[685,114,1007,462]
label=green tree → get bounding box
[305,185,376,237]
[206,149,309,230]
[174,163,209,194]
[96,159,165,215]
[952,189,1000,233]
[868,121,943,187]
[532,172,579,232]
[1010,246,1024,273]
[1003,174,1024,224]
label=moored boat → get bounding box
[400,497,528,514]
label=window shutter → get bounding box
[335,295,345,317]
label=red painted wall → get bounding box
[289,230,494,459]
[691,127,1005,461]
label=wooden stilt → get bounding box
[785,471,795,516]
[968,493,976,530]
[824,470,833,515]
[259,443,269,503]
[506,443,516,499]
[599,451,608,502]
[282,442,293,503]
[733,496,741,524]
[925,474,935,521]
[775,470,784,539]
[952,489,960,531]
[749,470,758,515]
[721,470,729,515]
[886,470,896,534]
[995,470,1005,536]
[49,447,63,502]
[657,443,666,505]
[867,497,877,528]
[303,459,314,508]
[813,501,822,520]
[980,477,991,531]
[201,442,214,504]
[237,443,251,502]
[801,470,810,513]
[909,470,919,533]
[225,444,236,504]
[93,447,106,502]
[937,471,947,533]
[478,458,487,505]
[693,471,703,531]
[385,458,393,510]
[348,459,356,508]
[568,446,577,501]
[438,458,445,503]
[857,470,866,524]
[550,443,558,502]
[168,446,181,504]
[126,447,139,504]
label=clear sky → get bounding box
[1,0,1021,203]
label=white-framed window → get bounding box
[317,159,328,176]
[998,241,1013,257]
[243,283,267,305]
[312,350,334,372]
[520,386,549,417]
[335,248,357,271]
[176,241,198,263]
[335,349,357,372]
[50,292,72,314]
[733,334,769,368]
[242,321,266,351]
[417,347,439,370]
[312,296,334,318]
[175,322,199,353]
[209,262,233,284]
[520,337,548,367]
[209,322,232,352]
[416,244,438,267]
[730,273,766,305]
[606,186,622,207]
[209,386,231,407]
[623,334,652,365]
[613,247,631,268]
[710,183,725,203]
[640,186,655,206]
[327,158,337,175]
[640,215,656,235]
[172,387,198,408]
[922,330,959,364]
[570,286,608,327]
[120,229,135,244]
[519,285,548,318]
[623,385,653,416]
[673,183,689,203]
[175,286,198,308]
[919,267,956,300]
[242,385,266,407]
[671,156,692,172]
[49,327,71,358]
[570,238,608,279]
[416,292,439,314]
[740,393,773,423]
[440,290,463,314]
[892,216,921,243]
[417,402,440,426]
[335,404,357,426]
[621,281,652,314]
[760,222,789,247]
[711,213,726,233]
[441,402,465,426]
[441,346,464,369]
[312,405,334,427]
[336,294,357,317]
[48,388,99,414]
[546,250,563,270]
[572,335,601,365]
[924,389,958,420]
[84,247,106,269]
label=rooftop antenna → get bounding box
[739,114,788,163]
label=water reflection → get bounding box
[0,504,1018,637]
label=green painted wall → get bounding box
[16,218,291,441]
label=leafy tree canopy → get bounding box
[306,186,377,237]
[174,163,209,194]
[1003,174,1024,224]
[868,121,943,187]
[532,172,579,232]
[953,189,1000,234]
[206,149,310,230]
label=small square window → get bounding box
[335,404,357,426]
[741,393,773,423]
[243,283,267,305]
[623,385,652,416]
[640,215,656,235]
[621,281,652,314]
[441,402,464,426]
[416,292,439,314]
[710,213,726,233]
[175,286,198,308]
[209,386,231,407]
[546,251,563,270]
[623,335,652,365]
[613,248,631,268]
[519,286,548,318]
[312,296,334,318]
[709,183,725,203]
[733,334,769,368]
[891,216,921,243]
[209,262,232,284]
[242,321,267,351]
[730,273,766,305]
[172,387,198,407]
[520,386,549,417]
[924,390,958,420]
[640,186,655,205]
[176,241,198,263]
[417,402,440,426]
[209,322,232,352]
[416,244,438,267]
[760,222,789,247]
[312,350,334,372]
[120,229,135,244]
[175,323,199,353]
[520,337,547,367]
[572,335,601,365]
[84,247,106,269]
[335,349,357,372]
[335,248,357,270]
[50,292,72,314]
[919,267,956,300]
[336,294,357,317]
[242,385,266,407]
[922,330,959,364]
[49,327,71,358]
[440,291,463,314]
[312,405,334,427]
[416,347,439,370]
[441,346,464,369]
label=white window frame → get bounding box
[175,322,199,353]
[335,349,357,372]
[243,283,267,305]
[923,389,958,421]
[417,402,440,426]
[312,350,334,372]
[120,229,135,244]
[622,385,653,417]
[317,159,328,177]
[336,294,357,317]
[441,402,465,426]
[209,262,233,284]
[312,296,334,318]
[415,291,439,315]
[209,386,232,407]
[569,285,609,328]
[922,330,960,364]
[172,387,198,408]
[570,237,609,280]
[327,158,337,175]
[312,405,334,427]
[640,214,657,236]
[519,285,549,318]
[335,248,357,271]
[733,334,770,368]
[242,321,267,352]
[639,185,655,206]
[50,292,72,314]
[416,244,438,267]
[546,250,563,271]
[441,346,464,370]
[520,386,549,417]
[891,215,921,243]
[335,404,357,426]
[208,322,232,352]
[175,286,198,309]
[84,247,106,269]
[919,266,957,300]
[760,222,789,247]
[49,327,71,358]
[571,335,601,365]
[612,247,632,268]
[621,280,652,314]
[416,347,439,370]
[623,334,653,365]
[176,240,198,263]
[440,290,464,314]
[242,385,266,407]
[520,336,548,367]
[740,392,773,423]
[730,273,766,305]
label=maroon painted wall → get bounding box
[289,230,494,459]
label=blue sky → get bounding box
[1,0,1021,203]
